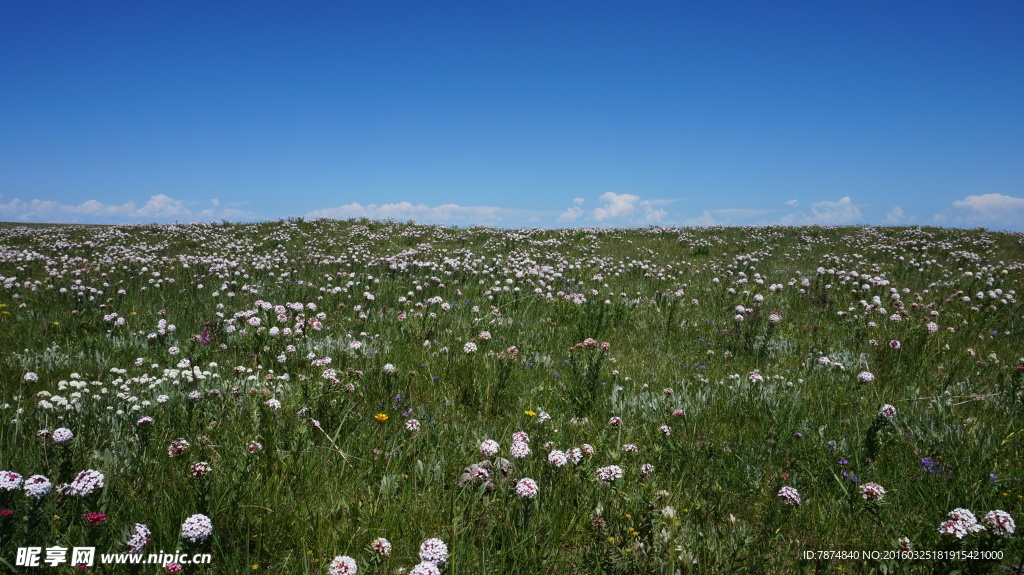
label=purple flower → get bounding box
[838,459,848,466]
[792,432,803,439]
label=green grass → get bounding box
[1,220,1023,573]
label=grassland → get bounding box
[1,220,1023,574]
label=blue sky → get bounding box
[2,1,1023,228]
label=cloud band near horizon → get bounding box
[0,192,1021,230]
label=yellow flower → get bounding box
[524,410,536,417]
[52,322,59,326]
[252,565,259,570]
[375,413,388,422]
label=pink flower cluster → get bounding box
[777,486,800,505]
[859,482,885,501]
[516,477,539,499]
[479,439,499,457]
[571,338,610,351]
[168,438,190,457]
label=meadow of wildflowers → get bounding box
[0,220,1022,573]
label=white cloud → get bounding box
[778,196,861,225]
[586,192,670,224]
[684,211,719,226]
[885,206,905,224]
[304,201,547,225]
[592,192,640,221]
[785,199,799,207]
[807,196,861,224]
[308,195,672,227]
[947,193,1024,227]
[556,198,585,223]
[136,194,191,218]
[0,195,255,223]
[639,200,668,223]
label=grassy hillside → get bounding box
[1,220,1023,573]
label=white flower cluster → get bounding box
[859,482,885,501]
[419,537,448,565]
[596,465,623,484]
[516,477,539,499]
[180,513,213,543]
[777,486,800,505]
[479,439,499,457]
[127,523,151,554]
[409,563,440,575]
[938,508,1015,539]
[65,469,105,497]
[1,471,24,491]
[984,510,1016,537]
[327,555,357,575]
[547,450,568,467]
[510,441,530,459]
[23,474,52,499]
[938,508,986,539]
[371,537,391,556]
[52,427,74,445]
